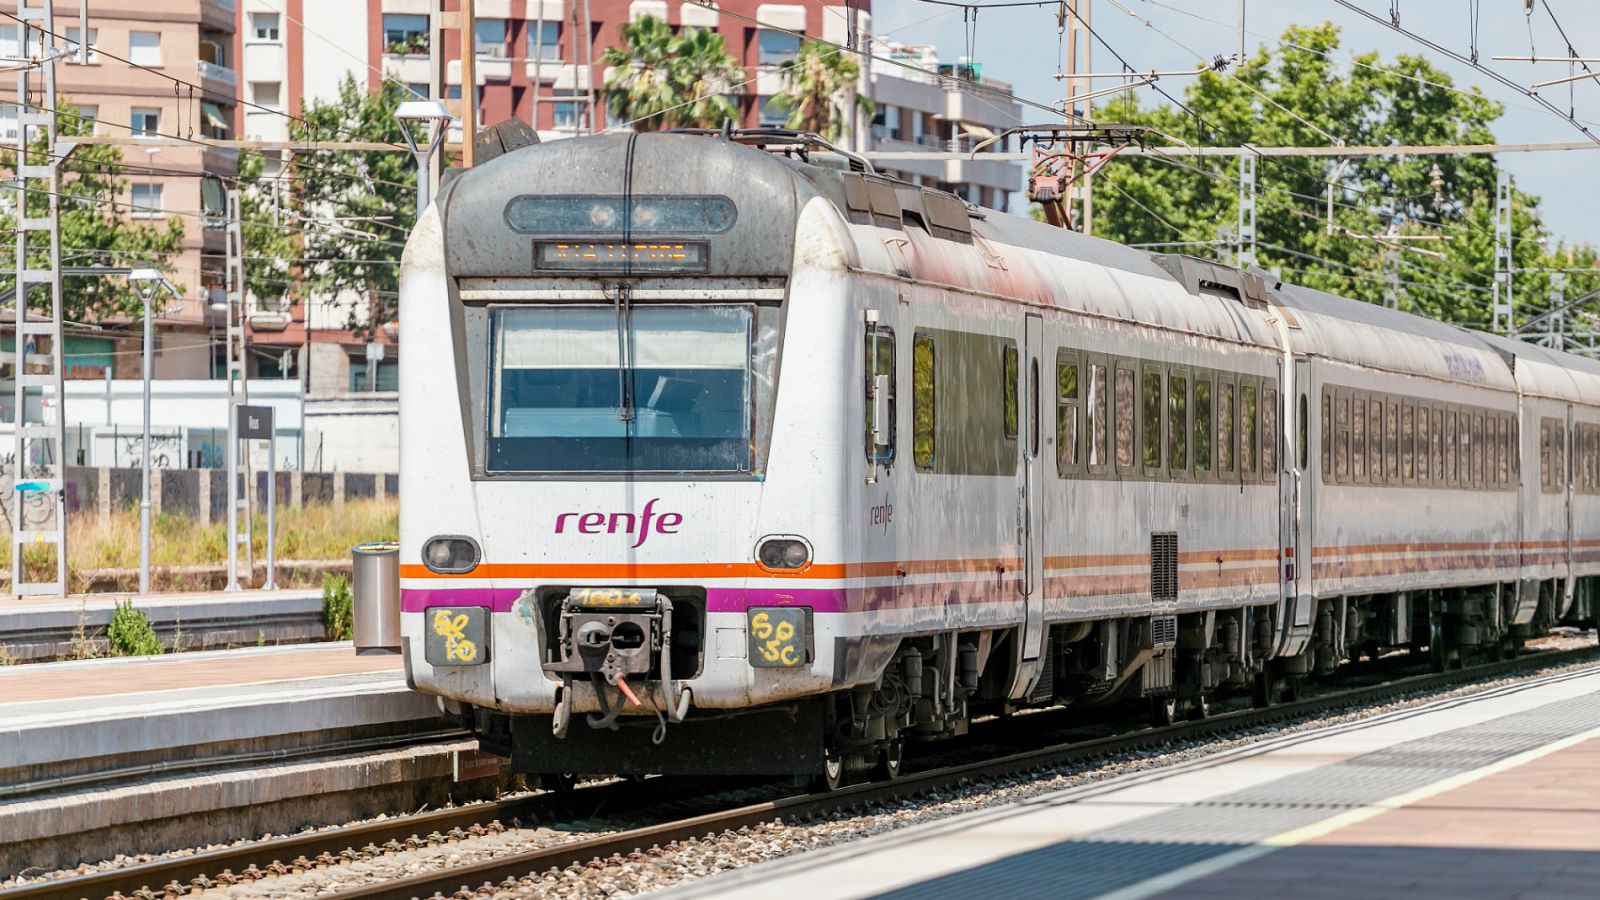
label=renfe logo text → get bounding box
[555,498,683,548]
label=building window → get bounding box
[131,183,163,217]
[383,14,428,54]
[350,359,399,392]
[758,95,787,127]
[65,27,98,63]
[251,82,282,111]
[527,21,561,60]
[474,18,507,57]
[131,107,161,136]
[758,30,800,65]
[0,103,16,140]
[551,101,574,129]
[250,13,280,42]
[129,31,161,67]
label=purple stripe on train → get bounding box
[399,586,849,614]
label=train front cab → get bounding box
[399,133,868,777]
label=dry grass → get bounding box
[1,498,397,592]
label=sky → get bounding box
[871,0,1600,248]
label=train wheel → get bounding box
[1188,693,1212,721]
[1428,616,1448,673]
[1251,672,1273,709]
[812,755,845,793]
[1280,678,1304,703]
[875,742,904,781]
[539,773,577,795]
[1150,696,1178,727]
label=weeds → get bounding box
[323,572,354,641]
[70,604,99,660]
[0,643,14,665]
[107,600,163,656]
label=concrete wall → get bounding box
[304,393,400,473]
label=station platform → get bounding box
[672,664,1600,900]
[0,644,470,876]
[0,587,327,662]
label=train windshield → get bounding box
[488,304,753,472]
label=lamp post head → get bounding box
[395,100,453,156]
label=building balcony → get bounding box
[196,60,237,94]
[201,0,237,33]
[242,43,284,83]
[478,55,512,82]
[383,53,430,85]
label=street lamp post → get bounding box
[394,100,452,217]
[128,269,180,595]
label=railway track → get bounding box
[9,642,1597,900]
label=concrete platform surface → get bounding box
[0,644,435,774]
[664,665,1600,900]
[0,587,327,662]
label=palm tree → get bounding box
[771,41,874,143]
[601,16,743,131]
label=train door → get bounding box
[1279,359,1314,657]
[1565,403,1576,611]
[1022,314,1045,658]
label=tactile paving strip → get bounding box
[872,693,1600,899]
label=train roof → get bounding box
[1469,328,1600,404]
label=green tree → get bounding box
[1090,23,1597,331]
[602,16,744,131]
[0,99,185,321]
[252,76,415,333]
[771,42,873,143]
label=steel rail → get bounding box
[8,644,1594,900]
[329,645,1600,900]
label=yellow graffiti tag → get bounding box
[572,588,645,607]
[431,609,478,663]
[750,612,801,666]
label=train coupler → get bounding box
[542,588,693,740]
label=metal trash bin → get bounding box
[352,541,401,655]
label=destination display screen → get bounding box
[534,241,710,272]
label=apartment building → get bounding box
[0,0,239,378]
[868,42,1021,212]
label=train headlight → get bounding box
[756,536,812,572]
[422,536,481,574]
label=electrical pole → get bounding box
[1493,168,1514,334]
[1236,151,1257,269]
[1550,273,1567,351]
[1383,246,1400,310]
[9,1,70,597]
[460,0,476,166]
[225,188,252,590]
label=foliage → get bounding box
[322,572,354,641]
[1090,23,1599,332]
[108,600,163,656]
[601,16,744,131]
[0,98,185,321]
[248,76,415,333]
[771,42,873,143]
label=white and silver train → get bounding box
[397,130,1599,782]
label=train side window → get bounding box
[1002,343,1019,442]
[1261,384,1277,477]
[1440,405,1452,483]
[1334,389,1350,482]
[1218,380,1236,475]
[1055,353,1080,477]
[864,326,895,465]
[1539,419,1551,491]
[1401,401,1415,483]
[1115,366,1136,472]
[1319,389,1331,479]
[1088,362,1108,470]
[1142,368,1163,473]
[912,333,935,470]
[1444,409,1458,487]
[1169,371,1189,475]
[1298,391,1309,471]
[1194,378,1213,476]
[1368,397,1383,484]
[1458,411,1472,486]
[1385,399,1400,483]
[1241,382,1258,474]
[1352,396,1367,482]
[1471,413,1484,487]
[1029,357,1040,459]
[1501,416,1513,488]
[1555,419,1567,490]
[1416,406,1431,486]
